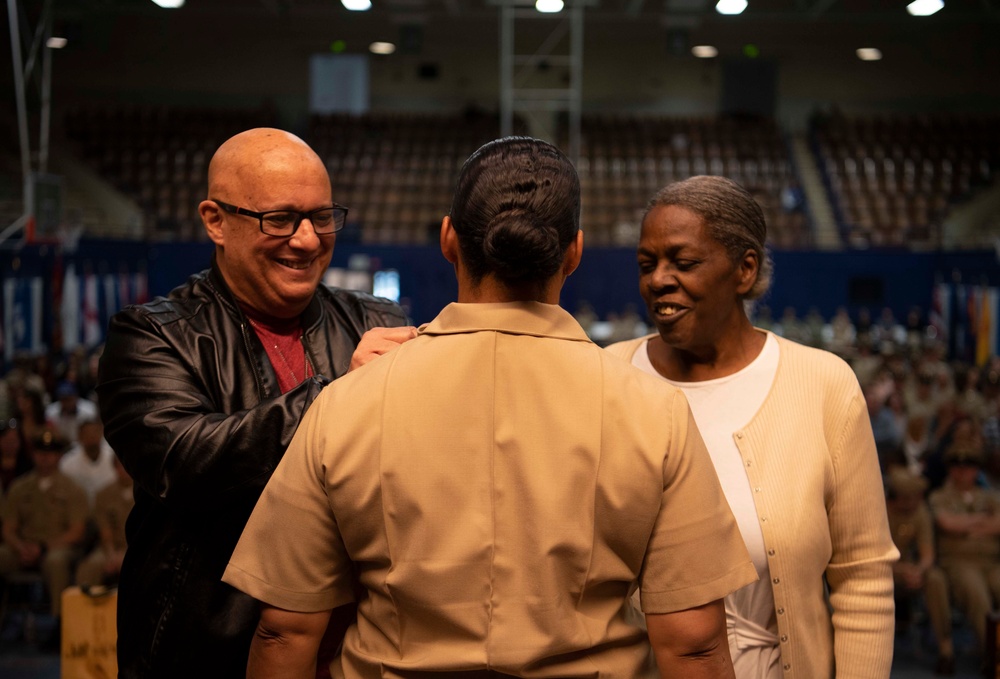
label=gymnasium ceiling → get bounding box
[37,0,1000,59]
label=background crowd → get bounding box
[0,299,998,671]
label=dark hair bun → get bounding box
[449,136,580,287]
[483,208,563,282]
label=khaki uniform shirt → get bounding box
[1,471,88,543]
[929,481,1000,559]
[888,502,935,563]
[94,481,134,552]
[226,302,756,678]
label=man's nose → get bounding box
[289,217,323,248]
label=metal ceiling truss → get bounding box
[4,0,55,246]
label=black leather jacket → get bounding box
[97,262,407,679]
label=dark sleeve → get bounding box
[350,291,409,329]
[96,307,327,516]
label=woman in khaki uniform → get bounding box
[225,137,757,678]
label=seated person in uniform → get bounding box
[929,440,1000,662]
[0,427,88,620]
[886,466,953,674]
[76,456,134,589]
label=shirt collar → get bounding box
[419,302,592,343]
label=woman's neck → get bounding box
[457,274,560,305]
[649,320,766,382]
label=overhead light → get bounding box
[715,0,747,15]
[691,45,719,58]
[341,0,372,10]
[906,0,943,15]
[150,0,185,7]
[536,0,564,11]
[46,36,68,49]
[856,47,883,61]
[369,41,396,55]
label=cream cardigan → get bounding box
[606,333,898,679]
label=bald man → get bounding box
[97,129,414,679]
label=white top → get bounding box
[633,333,783,678]
[59,440,117,508]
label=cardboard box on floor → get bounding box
[61,586,117,679]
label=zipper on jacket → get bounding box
[239,320,268,400]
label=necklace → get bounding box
[246,317,312,385]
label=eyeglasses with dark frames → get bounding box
[212,199,348,237]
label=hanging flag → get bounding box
[929,282,948,345]
[967,287,980,364]
[3,276,44,361]
[103,273,119,325]
[950,283,965,360]
[118,267,132,309]
[133,269,148,305]
[83,271,102,347]
[61,262,80,352]
[976,286,998,367]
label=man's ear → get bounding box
[440,216,459,265]
[200,200,225,247]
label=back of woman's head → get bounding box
[647,175,772,300]
[450,137,580,285]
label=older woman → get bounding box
[224,140,756,678]
[607,175,897,679]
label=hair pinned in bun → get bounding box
[482,207,563,282]
[450,137,579,286]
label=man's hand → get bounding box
[895,562,925,590]
[16,541,42,567]
[348,326,418,372]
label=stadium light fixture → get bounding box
[906,0,943,15]
[716,0,747,15]
[369,42,396,55]
[856,47,883,61]
[342,0,372,10]
[536,0,564,12]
